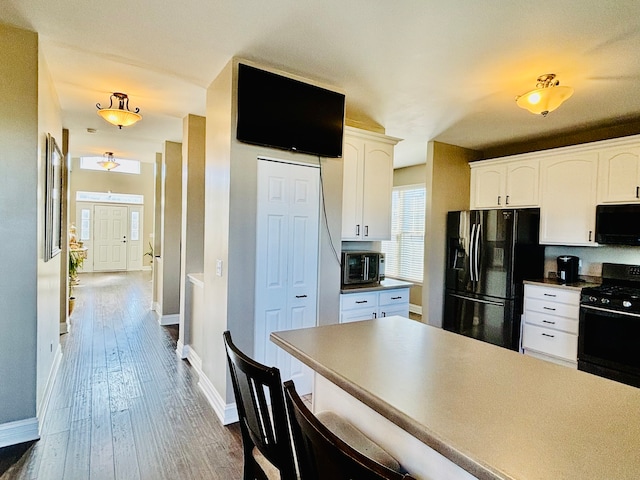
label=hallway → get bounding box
[0,271,243,480]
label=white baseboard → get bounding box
[175,340,190,360]
[37,344,63,431]
[0,417,40,448]
[158,313,179,326]
[409,304,422,315]
[191,355,238,426]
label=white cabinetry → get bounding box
[521,284,580,368]
[539,153,598,246]
[598,146,640,204]
[341,127,401,241]
[470,159,539,209]
[340,288,410,323]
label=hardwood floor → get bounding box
[0,271,243,480]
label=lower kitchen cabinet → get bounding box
[340,288,410,323]
[521,283,580,368]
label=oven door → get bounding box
[578,304,640,387]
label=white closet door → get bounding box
[255,159,319,394]
[93,205,128,271]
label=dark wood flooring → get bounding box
[0,271,243,480]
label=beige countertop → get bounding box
[340,278,413,294]
[271,317,640,480]
[523,277,600,291]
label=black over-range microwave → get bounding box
[596,204,640,245]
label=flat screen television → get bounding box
[236,63,346,158]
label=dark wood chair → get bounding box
[223,331,297,480]
[283,380,417,480]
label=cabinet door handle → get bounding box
[542,320,556,324]
[295,295,307,298]
[381,312,386,317]
[543,293,557,297]
[373,312,377,319]
[364,225,369,237]
[497,195,501,205]
[636,186,639,198]
[542,333,555,338]
[543,307,556,311]
[589,230,592,242]
[505,195,509,205]
[391,296,402,300]
[356,224,360,236]
[355,300,368,304]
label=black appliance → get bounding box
[557,255,580,283]
[444,209,545,350]
[595,204,640,245]
[341,251,385,287]
[236,63,346,158]
[579,263,640,388]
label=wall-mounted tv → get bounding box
[236,63,346,158]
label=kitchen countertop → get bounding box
[523,277,601,291]
[271,317,640,480]
[340,278,413,294]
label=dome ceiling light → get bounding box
[515,74,574,117]
[98,152,120,171]
[96,92,142,128]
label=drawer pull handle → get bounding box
[542,333,555,338]
[542,320,556,324]
[391,296,402,300]
[355,300,368,304]
[543,293,557,297]
[295,295,307,298]
[543,307,556,311]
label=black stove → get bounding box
[579,263,640,388]
[580,264,640,314]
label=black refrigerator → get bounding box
[443,209,544,350]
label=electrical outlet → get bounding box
[216,259,223,277]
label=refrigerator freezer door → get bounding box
[474,209,514,299]
[445,211,473,292]
[444,292,518,350]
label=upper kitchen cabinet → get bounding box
[598,145,640,204]
[341,127,401,241]
[540,152,599,246]
[470,158,539,209]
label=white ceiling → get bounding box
[2,0,640,167]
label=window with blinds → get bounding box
[381,185,425,283]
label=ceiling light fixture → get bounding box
[515,74,574,117]
[98,152,120,171]
[96,92,142,128]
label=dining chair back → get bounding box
[283,380,417,480]
[223,331,297,480]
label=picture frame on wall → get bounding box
[44,133,63,262]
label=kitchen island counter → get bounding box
[271,317,640,480]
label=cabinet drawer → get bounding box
[524,298,579,320]
[524,310,579,334]
[378,289,409,306]
[522,323,577,361]
[525,285,580,305]
[340,292,378,311]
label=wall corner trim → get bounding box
[0,417,40,448]
[37,345,63,430]
[175,340,190,360]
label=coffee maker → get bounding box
[557,255,580,283]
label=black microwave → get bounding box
[341,251,385,286]
[595,204,640,245]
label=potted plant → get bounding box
[69,249,84,314]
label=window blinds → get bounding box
[381,185,425,283]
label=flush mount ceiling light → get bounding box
[98,152,120,171]
[515,74,574,117]
[96,92,142,128]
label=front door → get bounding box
[93,205,128,271]
[254,159,320,395]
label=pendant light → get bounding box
[515,74,574,116]
[98,152,120,171]
[96,92,142,128]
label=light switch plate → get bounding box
[216,259,223,277]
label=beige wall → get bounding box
[423,141,480,327]
[68,157,156,270]
[393,164,426,307]
[202,59,343,406]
